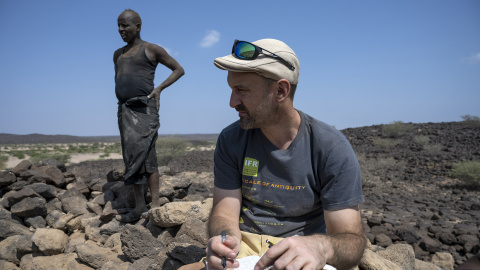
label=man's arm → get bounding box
[113,48,123,79]
[206,187,242,269]
[145,43,185,110]
[255,205,366,270]
[322,205,366,269]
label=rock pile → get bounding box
[0,158,215,269]
[0,121,479,270]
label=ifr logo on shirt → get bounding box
[242,157,259,177]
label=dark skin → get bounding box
[114,10,184,217]
[114,10,185,111]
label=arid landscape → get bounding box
[0,121,479,270]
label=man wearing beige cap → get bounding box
[180,39,365,270]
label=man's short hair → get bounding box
[121,9,142,26]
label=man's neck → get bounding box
[126,37,143,48]
[261,108,301,150]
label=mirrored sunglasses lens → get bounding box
[236,42,256,59]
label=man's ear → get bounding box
[275,79,291,102]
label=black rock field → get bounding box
[0,121,479,270]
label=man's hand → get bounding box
[206,233,241,270]
[254,235,331,270]
[147,88,161,111]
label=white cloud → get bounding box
[199,30,220,48]
[463,52,480,64]
[157,44,179,56]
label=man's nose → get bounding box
[230,92,241,108]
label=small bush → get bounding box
[30,153,70,164]
[0,155,8,170]
[372,138,399,149]
[357,154,403,186]
[413,135,429,150]
[461,115,480,128]
[156,136,192,166]
[450,161,480,188]
[383,121,411,138]
[424,143,443,154]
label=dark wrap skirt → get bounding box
[118,96,159,185]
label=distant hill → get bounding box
[0,133,218,145]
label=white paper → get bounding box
[235,255,336,270]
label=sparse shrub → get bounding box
[461,115,480,128]
[156,136,193,166]
[450,160,480,188]
[357,153,403,186]
[30,153,70,164]
[424,143,443,154]
[413,135,429,150]
[372,138,399,149]
[383,121,411,138]
[0,155,8,170]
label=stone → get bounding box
[106,169,124,182]
[0,219,32,238]
[25,253,94,270]
[12,160,32,175]
[359,248,402,270]
[45,210,75,231]
[2,187,42,209]
[0,260,21,270]
[15,234,40,254]
[377,244,415,270]
[431,252,454,270]
[75,243,125,269]
[120,224,165,262]
[31,228,69,255]
[374,233,392,248]
[45,198,63,214]
[10,197,47,217]
[419,235,443,253]
[65,231,86,253]
[436,231,457,245]
[0,171,16,186]
[28,183,57,199]
[415,259,442,270]
[59,188,89,216]
[395,225,420,244]
[150,200,210,228]
[126,257,160,270]
[0,235,22,264]
[101,260,131,270]
[39,166,66,187]
[176,217,209,246]
[0,207,23,224]
[167,241,205,265]
[457,234,480,253]
[24,216,46,228]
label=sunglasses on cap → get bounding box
[232,40,295,71]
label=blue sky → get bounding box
[1,0,479,136]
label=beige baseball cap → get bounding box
[214,39,300,85]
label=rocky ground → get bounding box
[0,121,479,270]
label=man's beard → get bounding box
[237,96,279,130]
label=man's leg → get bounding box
[148,172,160,208]
[133,183,148,215]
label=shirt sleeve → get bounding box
[214,131,243,190]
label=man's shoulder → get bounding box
[301,111,349,145]
[219,120,242,138]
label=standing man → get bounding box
[180,39,364,270]
[113,9,184,223]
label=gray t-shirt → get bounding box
[214,110,364,237]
